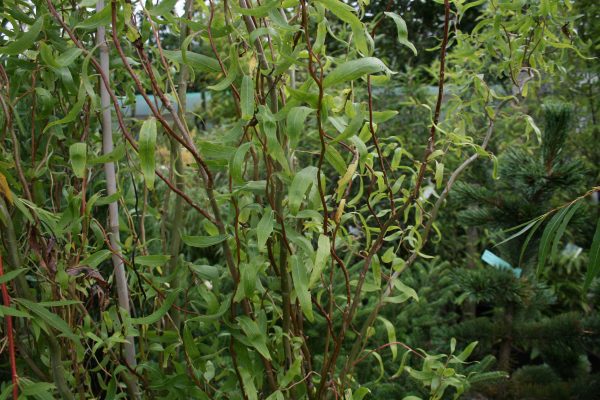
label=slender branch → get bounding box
[0,66,32,202]
[43,0,215,226]
[353,341,424,367]
[332,0,453,390]
[0,198,75,400]
[344,98,510,379]
[166,0,194,328]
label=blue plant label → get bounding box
[481,249,522,278]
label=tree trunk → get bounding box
[498,305,514,372]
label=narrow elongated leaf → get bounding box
[39,43,58,68]
[288,166,318,215]
[237,316,271,360]
[265,391,285,400]
[290,255,314,322]
[88,143,126,164]
[230,142,252,183]
[0,268,27,285]
[197,143,236,164]
[149,0,178,16]
[286,107,315,147]
[0,304,30,318]
[391,349,412,378]
[44,82,86,131]
[372,110,399,123]
[585,217,600,290]
[131,290,179,325]
[207,70,237,91]
[370,351,385,382]
[69,143,87,178]
[256,207,274,251]
[262,119,288,170]
[241,75,255,120]
[189,264,220,280]
[238,366,259,400]
[336,155,358,199]
[332,107,364,143]
[323,57,392,88]
[325,145,347,175]
[16,299,80,344]
[496,217,542,248]
[468,371,509,384]
[163,50,221,72]
[186,294,231,324]
[0,16,43,55]
[75,6,111,30]
[351,387,371,400]
[0,172,11,204]
[525,115,542,143]
[317,0,369,54]
[268,8,299,32]
[37,300,82,307]
[309,234,330,288]
[279,358,301,388]
[20,380,55,398]
[372,255,382,288]
[139,118,157,190]
[537,206,571,275]
[384,279,418,303]
[519,217,545,265]
[134,255,171,267]
[385,12,418,55]
[56,48,83,67]
[182,234,229,248]
[183,324,200,359]
[455,341,478,362]
[550,201,583,260]
[435,161,444,189]
[95,192,122,206]
[80,250,112,269]
[377,316,398,360]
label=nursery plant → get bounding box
[0,0,597,399]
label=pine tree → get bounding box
[448,101,600,398]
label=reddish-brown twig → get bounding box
[0,254,18,400]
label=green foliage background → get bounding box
[0,0,598,399]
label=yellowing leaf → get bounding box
[337,152,358,199]
[0,172,12,204]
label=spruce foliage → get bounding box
[448,101,599,397]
